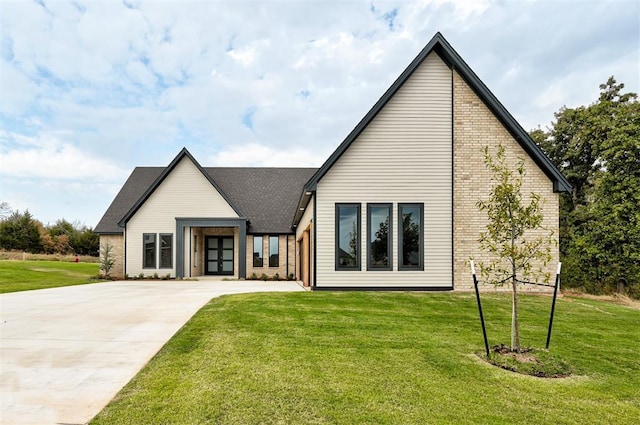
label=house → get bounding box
[95,32,570,291]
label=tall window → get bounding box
[335,204,361,270]
[253,236,263,267]
[160,234,173,268]
[398,204,423,270]
[143,233,156,269]
[269,235,279,267]
[367,204,392,270]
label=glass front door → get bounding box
[205,236,234,275]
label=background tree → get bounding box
[476,144,555,352]
[0,201,11,219]
[0,210,44,253]
[534,77,639,297]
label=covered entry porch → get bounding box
[175,218,247,279]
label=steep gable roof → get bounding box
[301,32,571,195]
[116,148,242,227]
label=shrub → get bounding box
[272,273,280,281]
[99,242,116,277]
[260,273,269,281]
[287,273,294,281]
[138,273,144,279]
[250,273,258,280]
[153,272,159,279]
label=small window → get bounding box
[367,204,392,270]
[143,233,156,269]
[269,235,279,267]
[398,204,424,270]
[335,204,361,270]
[160,234,173,268]
[253,236,263,267]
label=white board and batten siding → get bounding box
[315,53,453,288]
[126,157,238,277]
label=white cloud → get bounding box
[208,143,328,168]
[0,131,128,181]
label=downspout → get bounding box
[285,234,289,278]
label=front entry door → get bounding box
[205,236,234,275]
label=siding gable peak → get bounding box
[300,32,571,195]
[118,148,243,227]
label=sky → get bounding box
[0,0,638,228]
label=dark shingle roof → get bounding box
[95,166,317,235]
[95,167,163,234]
[206,168,316,234]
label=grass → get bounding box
[0,260,101,293]
[91,292,640,424]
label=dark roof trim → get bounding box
[291,189,314,228]
[118,148,243,227]
[302,32,571,194]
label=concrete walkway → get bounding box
[0,280,304,425]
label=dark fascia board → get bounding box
[118,148,243,227]
[291,190,314,228]
[302,32,571,194]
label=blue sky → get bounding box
[1,0,638,227]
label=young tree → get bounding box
[476,144,555,352]
[99,241,116,277]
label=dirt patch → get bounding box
[480,345,573,378]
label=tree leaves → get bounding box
[532,77,640,297]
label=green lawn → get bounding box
[0,260,101,293]
[92,292,640,424]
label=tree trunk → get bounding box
[510,210,521,352]
[511,275,521,352]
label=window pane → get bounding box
[222,261,233,272]
[269,236,279,267]
[160,234,172,268]
[143,233,156,268]
[369,205,390,269]
[337,205,359,269]
[253,236,263,267]
[400,205,422,269]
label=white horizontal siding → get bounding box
[316,52,452,287]
[126,157,238,277]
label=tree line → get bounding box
[0,202,99,256]
[531,77,639,298]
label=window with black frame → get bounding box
[398,204,423,270]
[336,204,360,270]
[367,204,392,270]
[253,235,263,267]
[143,233,156,269]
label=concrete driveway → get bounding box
[0,280,304,425]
